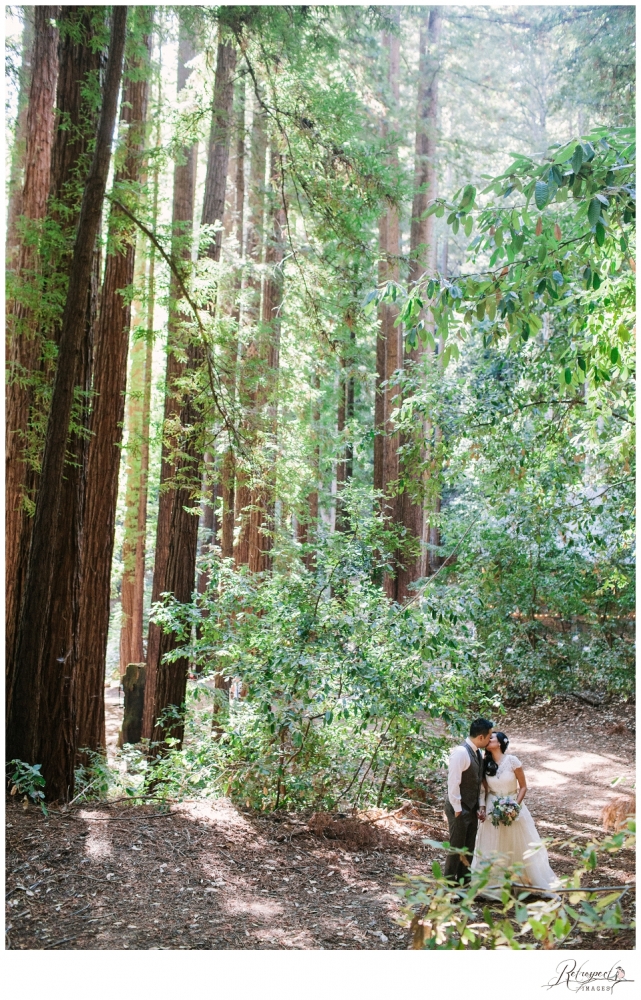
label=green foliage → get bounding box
[8,760,47,815]
[149,485,497,810]
[398,820,635,949]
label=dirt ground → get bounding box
[5,695,635,951]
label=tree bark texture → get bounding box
[143,22,198,740]
[75,24,151,755]
[247,145,285,573]
[120,240,151,672]
[146,33,236,747]
[219,71,246,562]
[378,18,403,600]
[398,5,442,597]
[5,6,35,271]
[234,104,267,567]
[5,6,59,690]
[7,7,127,798]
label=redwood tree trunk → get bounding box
[146,33,236,747]
[143,22,198,741]
[234,104,267,567]
[75,21,151,754]
[247,144,285,572]
[5,5,59,692]
[7,7,127,797]
[397,6,441,599]
[5,6,35,271]
[378,17,402,600]
[220,71,246,561]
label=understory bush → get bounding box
[149,486,499,810]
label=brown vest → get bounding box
[459,742,482,811]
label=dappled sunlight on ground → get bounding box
[5,696,634,950]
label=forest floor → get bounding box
[5,695,635,951]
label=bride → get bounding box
[471,731,559,892]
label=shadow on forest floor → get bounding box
[5,698,635,950]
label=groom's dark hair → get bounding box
[470,717,493,738]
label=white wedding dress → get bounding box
[471,753,559,892]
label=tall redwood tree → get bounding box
[8,7,128,799]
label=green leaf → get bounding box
[464,215,473,237]
[595,222,605,246]
[571,145,584,174]
[538,245,547,264]
[460,184,476,208]
[535,180,549,209]
[587,198,601,226]
[432,860,442,878]
[564,367,573,384]
[592,272,601,290]
[610,346,619,364]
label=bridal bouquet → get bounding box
[490,796,521,827]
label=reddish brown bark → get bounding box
[34,8,107,796]
[6,6,35,271]
[397,6,441,599]
[377,18,402,600]
[234,103,267,567]
[75,27,151,754]
[143,23,198,740]
[8,8,127,798]
[219,72,246,562]
[247,145,285,573]
[5,6,59,691]
[146,33,236,747]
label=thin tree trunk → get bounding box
[398,6,441,598]
[75,21,151,755]
[5,5,59,692]
[8,7,127,796]
[148,33,236,748]
[143,21,198,741]
[297,372,320,568]
[121,67,161,674]
[220,71,246,561]
[5,6,35,271]
[378,16,402,600]
[234,100,267,567]
[120,241,149,673]
[197,452,217,594]
[247,143,285,572]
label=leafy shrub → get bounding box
[150,485,499,811]
[8,760,47,815]
[397,821,635,949]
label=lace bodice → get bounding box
[485,754,522,797]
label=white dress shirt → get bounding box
[447,737,481,812]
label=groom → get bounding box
[443,717,494,883]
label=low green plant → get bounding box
[397,820,635,950]
[8,760,47,815]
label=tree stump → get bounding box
[118,663,147,747]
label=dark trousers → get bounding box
[443,800,478,883]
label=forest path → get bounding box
[6,698,635,950]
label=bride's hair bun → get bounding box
[483,731,509,776]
